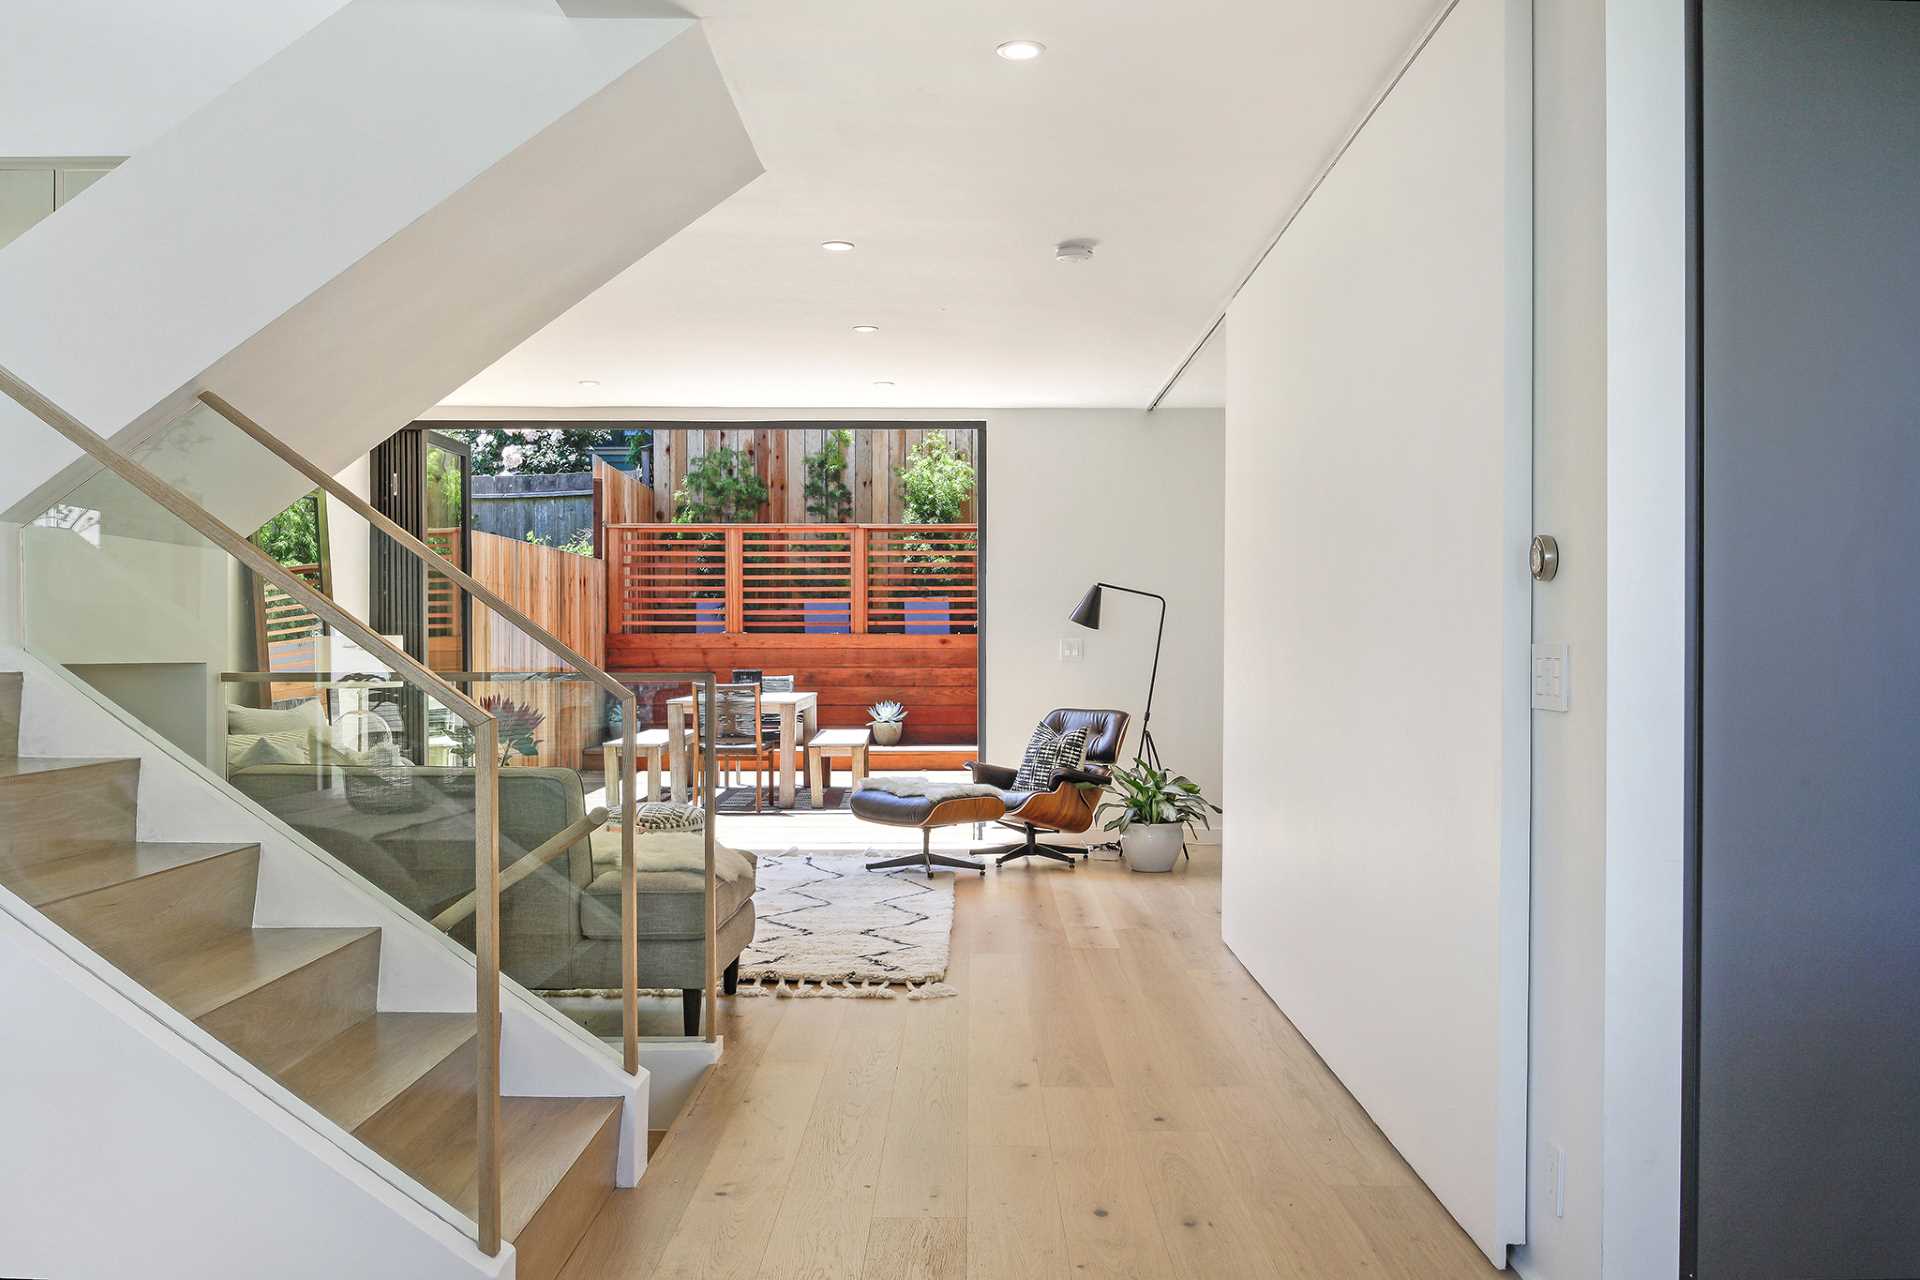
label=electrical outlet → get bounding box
[1059,637,1084,662]
[1545,1142,1566,1217]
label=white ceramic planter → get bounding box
[1121,822,1185,873]
[870,721,904,746]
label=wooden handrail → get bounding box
[432,806,609,930]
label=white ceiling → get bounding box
[448,0,1441,411]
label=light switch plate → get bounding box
[1060,637,1084,662]
[1532,643,1570,712]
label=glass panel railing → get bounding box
[1,368,502,1254]
[159,394,725,1059]
[505,672,719,1045]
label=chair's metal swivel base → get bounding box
[867,827,985,876]
[982,823,1081,868]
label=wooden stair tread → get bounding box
[499,1097,623,1241]
[140,926,379,1019]
[279,1013,477,1134]
[4,840,257,909]
[383,1093,622,1239]
[0,756,137,780]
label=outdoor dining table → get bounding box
[663,690,820,808]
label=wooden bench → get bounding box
[600,728,680,807]
[806,728,871,808]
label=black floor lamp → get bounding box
[1068,582,1166,770]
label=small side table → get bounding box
[601,728,677,807]
[806,728,872,809]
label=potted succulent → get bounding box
[867,699,907,746]
[1096,763,1222,873]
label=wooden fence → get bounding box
[605,632,978,746]
[645,426,977,524]
[258,562,324,706]
[604,523,977,636]
[591,457,653,550]
[423,529,465,675]
[462,529,607,769]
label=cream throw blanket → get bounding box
[589,829,755,884]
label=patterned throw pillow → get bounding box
[631,802,705,832]
[1012,722,1090,791]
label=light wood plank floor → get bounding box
[557,840,1500,1279]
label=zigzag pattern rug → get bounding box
[737,849,955,990]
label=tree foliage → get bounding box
[897,434,976,524]
[254,492,323,566]
[525,527,596,557]
[673,446,768,523]
[457,428,631,476]
[802,429,854,522]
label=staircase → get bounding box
[0,672,618,1280]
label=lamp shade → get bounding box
[1068,584,1103,629]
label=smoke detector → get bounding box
[1054,239,1096,264]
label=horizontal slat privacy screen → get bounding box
[607,523,978,636]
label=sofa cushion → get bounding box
[850,778,1007,828]
[582,835,757,942]
[227,699,327,737]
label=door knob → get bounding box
[1530,534,1560,582]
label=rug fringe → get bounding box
[907,981,959,1001]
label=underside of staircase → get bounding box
[0,672,618,1280]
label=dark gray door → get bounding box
[1694,1,1920,1276]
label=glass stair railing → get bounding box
[0,363,507,1254]
[182,390,722,1057]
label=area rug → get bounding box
[733,848,957,999]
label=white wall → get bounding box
[1513,0,1609,1276]
[1600,0,1688,1273]
[420,404,1227,804]
[979,409,1224,803]
[1219,0,1532,1265]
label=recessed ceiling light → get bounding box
[852,325,879,334]
[996,39,1046,61]
[1054,238,1096,264]
[820,240,856,252]
[577,379,600,388]
[872,380,896,389]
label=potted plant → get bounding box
[1096,763,1222,873]
[479,694,546,766]
[867,700,907,746]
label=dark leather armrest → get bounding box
[967,760,1019,789]
[1052,766,1111,788]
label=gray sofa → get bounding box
[228,763,754,1023]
